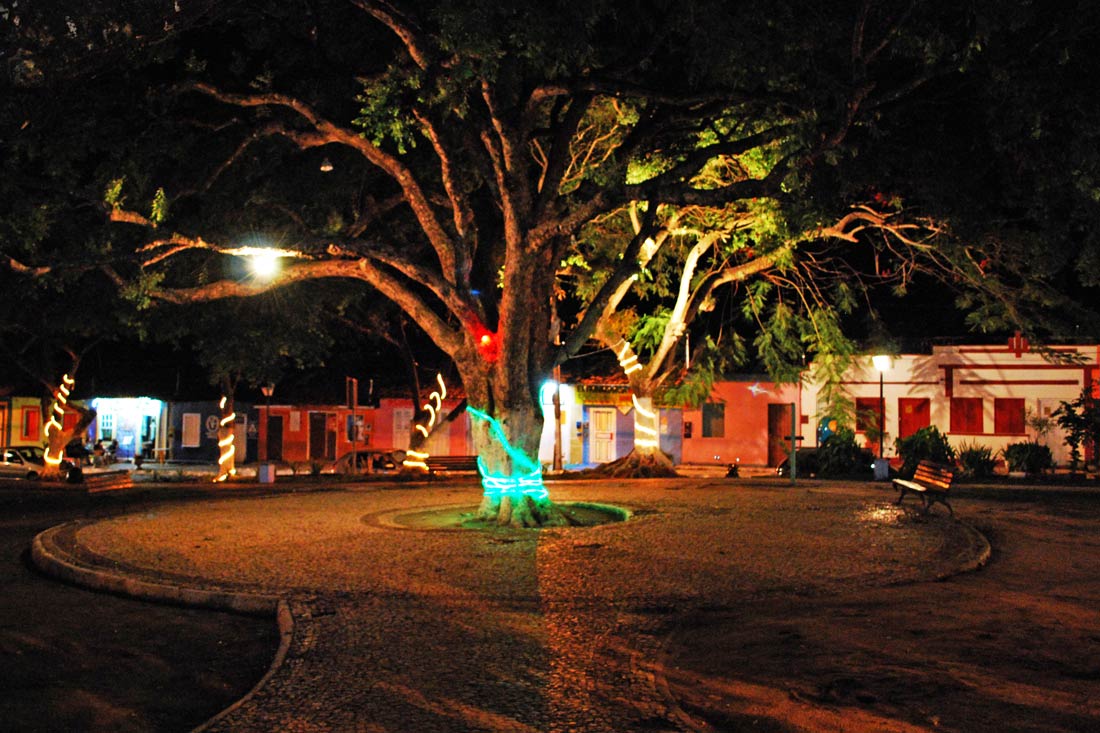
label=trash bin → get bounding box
[258,463,276,483]
[873,459,890,481]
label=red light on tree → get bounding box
[472,324,500,362]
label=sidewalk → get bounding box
[32,478,990,732]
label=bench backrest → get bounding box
[913,460,956,489]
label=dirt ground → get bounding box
[0,486,278,733]
[664,489,1100,732]
[4,481,1100,732]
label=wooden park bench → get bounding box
[893,460,956,516]
[426,455,480,474]
[84,470,134,494]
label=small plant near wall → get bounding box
[895,426,956,478]
[1002,441,1053,476]
[957,442,997,480]
[1053,384,1100,475]
[1025,406,1055,444]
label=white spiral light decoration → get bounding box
[616,340,643,375]
[43,374,75,467]
[402,374,448,471]
[214,395,237,482]
[632,394,660,450]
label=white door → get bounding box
[590,407,616,463]
[393,408,413,450]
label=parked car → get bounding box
[324,449,399,475]
[0,446,82,482]
[774,448,821,477]
[774,447,888,479]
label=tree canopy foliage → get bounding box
[4,0,1099,507]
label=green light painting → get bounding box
[466,406,548,500]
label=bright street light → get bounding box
[223,245,301,280]
[250,249,280,279]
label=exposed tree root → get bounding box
[583,450,680,479]
[477,494,578,528]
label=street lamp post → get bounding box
[260,383,275,481]
[872,355,892,480]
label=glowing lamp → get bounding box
[250,249,280,279]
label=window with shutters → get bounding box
[950,397,983,434]
[994,398,1025,435]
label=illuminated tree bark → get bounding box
[214,394,238,482]
[41,373,95,481]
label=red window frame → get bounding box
[950,397,983,434]
[21,408,40,441]
[855,397,881,433]
[994,398,1026,435]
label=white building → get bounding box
[801,338,1099,467]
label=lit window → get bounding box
[702,402,725,438]
[994,398,1025,435]
[98,413,115,440]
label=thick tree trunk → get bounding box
[458,343,573,527]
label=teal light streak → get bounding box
[466,406,548,500]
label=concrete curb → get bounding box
[191,599,295,733]
[31,521,282,615]
[31,520,294,733]
[943,519,993,578]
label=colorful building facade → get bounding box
[1,396,48,448]
[5,338,1096,472]
[680,378,803,468]
[255,396,472,466]
[801,341,1100,465]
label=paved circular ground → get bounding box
[33,478,988,732]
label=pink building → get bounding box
[257,397,471,466]
[680,378,803,468]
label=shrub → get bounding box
[1054,384,1100,473]
[1002,441,1053,475]
[894,426,956,478]
[817,428,870,478]
[957,442,997,480]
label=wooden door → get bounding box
[1037,398,1069,466]
[767,403,793,467]
[266,415,284,461]
[898,398,930,441]
[309,412,334,460]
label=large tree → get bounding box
[8,1,1097,521]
